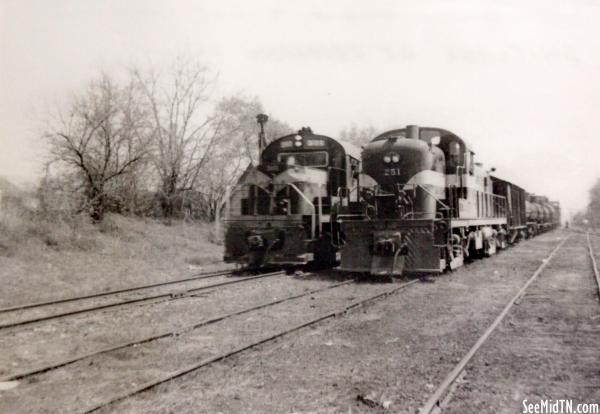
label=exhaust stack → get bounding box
[406,125,420,139]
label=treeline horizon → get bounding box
[32,55,296,223]
[6,54,383,225]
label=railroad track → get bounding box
[0,275,355,382]
[77,277,419,414]
[587,232,600,300]
[419,232,600,414]
[0,268,235,314]
[0,272,421,414]
[570,228,600,238]
[4,237,574,413]
[0,269,284,330]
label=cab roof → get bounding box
[263,129,361,160]
[372,126,474,154]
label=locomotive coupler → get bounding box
[370,231,407,276]
[246,234,266,250]
[372,232,406,257]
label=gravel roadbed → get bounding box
[0,276,398,414]
[0,273,345,377]
[445,234,600,413]
[0,270,244,328]
[95,232,567,414]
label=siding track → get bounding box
[0,270,284,330]
[419,235,571,414]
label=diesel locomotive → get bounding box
[223,127,361,269]
[336,125,560,276]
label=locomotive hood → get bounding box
[362,137,445,192]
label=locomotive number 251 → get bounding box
[384,168,401,176]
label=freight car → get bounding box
[526,194,561,236]
[490,176,528,243]
[223,126,361,269]
[336,125,560,276]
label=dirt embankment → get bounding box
[0,213,225,307]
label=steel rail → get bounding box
[571,228,600,237]
[0,277,355,382]
[82,279,420,414]
[0,269,234,314]
[419,235,570,414]
[586,232,600,300]
[0,271,284,331]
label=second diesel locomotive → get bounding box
[336,125,560,276]
[223,127,361,269]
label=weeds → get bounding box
[0,180,224,306]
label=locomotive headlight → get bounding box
[294,135,302,141]
[294,141,302,147]
[391,154,400,163]
[383,155,391,163]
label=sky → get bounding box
[1,0,599,218]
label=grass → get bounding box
[0,190,225,307]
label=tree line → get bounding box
[573,178,600,228]
[40,57,292,222]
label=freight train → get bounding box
[223,122,560,275]
[222,126,361,269]
[336,125,561,276]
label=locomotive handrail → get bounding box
[288,183,316,239]
[400,183,450,219]
[487,192,507,218]
[402,211,445,220]
[497,195,507,217]
[336,213,368,221]
[414,183,450,211]
[221,182,316,239]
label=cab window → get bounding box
[278,151,328,167]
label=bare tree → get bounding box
[214,96,293,165]
[339,123,381,147]
[587,178,600,228]
[133,57,223,218]
[44,74,150,221]
[197,96,293,220]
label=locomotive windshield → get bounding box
[277,151,328,167]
